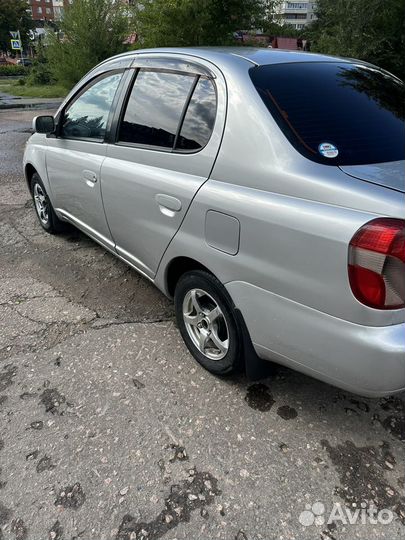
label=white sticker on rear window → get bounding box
[319,142,339,158]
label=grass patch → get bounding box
[0,81,67,98]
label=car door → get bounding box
[101,57,226,278]
[46,71,124,248]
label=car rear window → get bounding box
[249,62,405,166]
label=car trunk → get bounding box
[339,160,405,193]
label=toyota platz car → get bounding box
[23,48,405,397]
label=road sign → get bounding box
[10,31,19,39]
[11,39,22,50]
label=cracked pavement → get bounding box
[0,109,404,540]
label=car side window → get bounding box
[118,70,196,149]
[61,72,122,140]
[175,78,217,151]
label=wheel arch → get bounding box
[165,255,270,379]
[24,163,37,190]
[165,256,214,298]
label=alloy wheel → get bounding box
[182,288,229,360]
[33,183,49,226]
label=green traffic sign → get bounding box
[11,39,22,50]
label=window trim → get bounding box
[56,69,127,144]
[129,55,216,79]
[113,67,218,155]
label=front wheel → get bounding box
[30,173,66,234]
[174,270,243,375]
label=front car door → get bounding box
[46,71,124,248]
[100,56,226,278]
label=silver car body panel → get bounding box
[47,139,114,246]
[339,161,405,193]
[228,282,405,397]
[23,47,405,396]
[101,55,227,278]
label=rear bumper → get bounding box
[226,281,405,397]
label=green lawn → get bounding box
[0,81,67,99]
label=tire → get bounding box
[174,270,243,375]
[30,173,66,234]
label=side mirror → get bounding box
[33,115,55,134]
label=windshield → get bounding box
[249,62,405,166]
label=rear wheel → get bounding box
[30,173,65,234]
[174,270,243,375]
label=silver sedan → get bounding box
[24,47,405,397]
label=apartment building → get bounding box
[28,0,54,21]
[276,1,317,30]
[52,0,70,20]
[28,0,134,21]
[28,0,72,21]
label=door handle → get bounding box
[155,194,182,216]
[83,170,98,186]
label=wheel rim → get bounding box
[182,288,229,360]
[33,183,49,225]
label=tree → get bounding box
[0,0,32,54]
[45,0,135,88]
[308,0,405,79]
[134,0,278,48]
[262,21,304,39]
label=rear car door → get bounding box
[101,56,226,278]
[46,71,124,247]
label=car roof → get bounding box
[171,47,352,66]
[100,46,355,70]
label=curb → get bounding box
[0,100,62,111]
[0,76,27,80]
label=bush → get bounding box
[26,61,53,85]
[135,0,274,48]
[17,78,25,86]
[0,65,27,76]
[309,0,405,80]
[46,0,135,88]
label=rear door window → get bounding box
[250,62,405,165]
[119,70,195,149]
[175,78,217,151]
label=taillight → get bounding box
[348,218,405,310]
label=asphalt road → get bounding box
[0,109,404,540]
